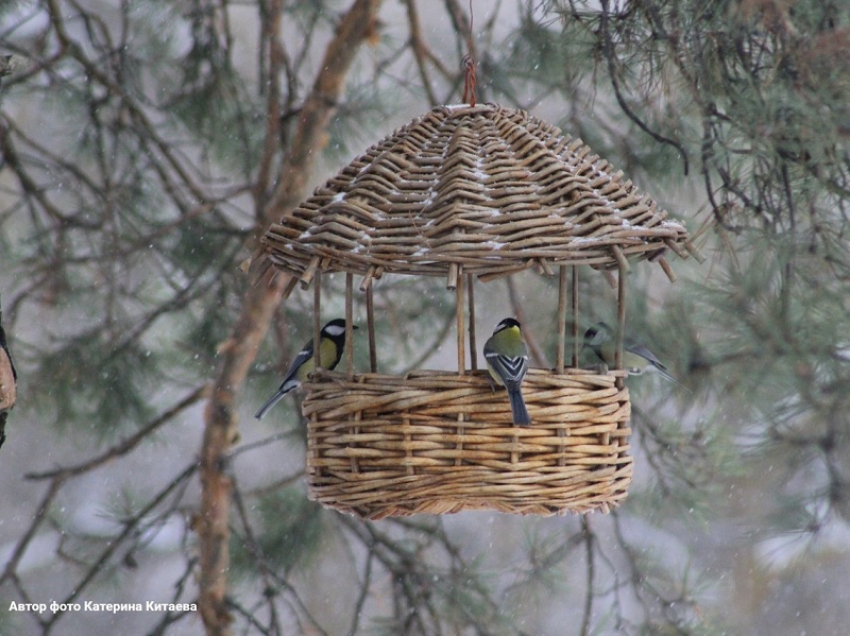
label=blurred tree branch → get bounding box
[5,1,849,634]
[196,1,384,633]
[25,386,207,481]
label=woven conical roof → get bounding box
[260,103,690,286]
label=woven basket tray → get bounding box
[301,368,632,519]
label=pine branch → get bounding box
[267,0,384,221]
[0,479,63,589]
[403,0,439,106]
[229,472,283,635]
[43,462,199,631]
[345,552,374,636]
[25,386,207,481]
[598,0,690,176]
[254,0,284,213]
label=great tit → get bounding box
[255,318,356,420]
[583,321,676,383]
[484,317,531,426]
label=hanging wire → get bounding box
[462,54,476,106]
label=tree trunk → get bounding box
[196,1,384,633]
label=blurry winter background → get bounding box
[3,0,850,634]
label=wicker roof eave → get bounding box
[261,240,672,281]
[259,102,696,282]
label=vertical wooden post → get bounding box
[556,266,568,373]
[572,266,580,368]
[366,285,377,373]
[313,271,322,370]
[456,267,466,374]
[467,272,477,371]
[615,266,627,386]
[345,272,354,377]
[558,265,571,466]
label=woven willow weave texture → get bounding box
[258,102,695,516]
[303,369,632,519]
[261,103,689,283]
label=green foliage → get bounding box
[324,78,396,163]
[492,5,582,95]
[510,524,576,599]
[365,527,516,636]
[169,78,265,176]
[230,486,326,577]
[6,1,850,634]
[0,607,19,635]
[284,0,337,23]
[33,329,155,438]
[0,0,27,20]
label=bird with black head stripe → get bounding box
[583,321,679,384]
[256,318,356,420]
[484,317,531,426]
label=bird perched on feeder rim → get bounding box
[255,318,356,420]
[583,321,678,384]
[484,317,531,426]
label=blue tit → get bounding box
[255,318,356,419]
[484,317,531,426]
[583,321,676,383]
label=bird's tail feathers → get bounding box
[653,364,692,393]
[254,382,297,420]
[507,386,531,426]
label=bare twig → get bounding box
[580,515,595,636]
[45,462,198,629]
[346,551,374,636]
[229,473,282,636]
[598,0,690,175]
[254,0,283,215]
[27,386,207,480]
[0,479,63,587]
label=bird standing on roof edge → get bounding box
[484,317,531,426]
[255,318,356,420]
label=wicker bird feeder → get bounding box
[257,103,699,520]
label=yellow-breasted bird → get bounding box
[484,317,531,426]
[255,318,356,420]
[583,321,677,384]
